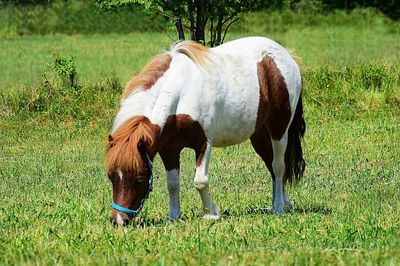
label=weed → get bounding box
[45,54,79,90]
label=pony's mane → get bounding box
[122,53,172,99]
[122,42,211,99]
[106,116,155,173]
[172,41,211,67]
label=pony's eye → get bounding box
[134,176,146,185]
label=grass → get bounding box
[0,33,172,91]
[1,10,400,90]
[1,108,399,265]
[1,11,400,265]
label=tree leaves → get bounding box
[96,0,257,46]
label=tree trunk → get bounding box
[195,0,205,44]
[209,19,214,47]
[188,0,196,40]
[215,7,223,47]
[175,19,185,41]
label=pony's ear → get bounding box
[108,135,114,142]
[137,139,147,153]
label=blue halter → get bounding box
[112,153,153,217]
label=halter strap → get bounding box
[112,153,153,217]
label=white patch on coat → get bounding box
[194,143,220,218]
[117,169,123,181]
[116,213,125,226]
[112,37,302,148]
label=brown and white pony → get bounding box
[106,37,306,226]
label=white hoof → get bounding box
[203,204,220,217]
[202,214,221,220]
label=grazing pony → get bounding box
[106,36,306,226]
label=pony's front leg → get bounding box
[167,169,181,220]
[194,142,220,219]
[159,148,182,220]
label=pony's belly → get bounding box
[211,108,258,147]
[211,86,259,147]
[212,127,254,147]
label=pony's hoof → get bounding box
[202,214,221,220]
[272,206,285,214]
[285,202,293,211]
[273,209,285,215]
[166,215,181,223]
[284,196,293,211]
[273,200,286,214]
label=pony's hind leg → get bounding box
[283,189,292,210]
[270,131,289,214]
[159,147,182,220]
[251,126,291,212]
[251,127,293,214]
[194,142,220,219]
[250,126,274,174]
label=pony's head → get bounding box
[106,116,158,226]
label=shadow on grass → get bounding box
[119,204,333,228]
[221,204,332,217]
[293,205,332,215]
[125,213,195,229]
[131,217,167,228]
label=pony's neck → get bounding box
[112,88,159,132]
[113,50,205,133]
[114,68,187,133]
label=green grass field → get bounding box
[1,11,400,265]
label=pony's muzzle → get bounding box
[110,209,131,226]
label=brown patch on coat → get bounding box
[250,125,274,179]
[122,53,172,99]
[158,147,182,171]
[256,55,291,140]
[157,114,207,169]
[106,116,160,174]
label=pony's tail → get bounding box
[284,95,306,185]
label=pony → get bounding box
[106,36,306,226]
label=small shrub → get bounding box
[294,0,324,14]
[1,54,123,119]
[358,64,390,90]
[45,54,79,90]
